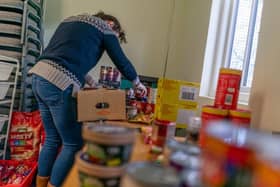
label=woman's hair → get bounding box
[94,11,127,43]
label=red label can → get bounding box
[200,105,228,147]
[152,119,176,147]
[214,68,242,110]
[229,109,251,127]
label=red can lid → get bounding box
[154,119,176,126]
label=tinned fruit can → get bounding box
[229,109,251,127]
[152,119,176,147]
[214,68,242,110]
[200,105,228,147]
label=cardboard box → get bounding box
[77,89,126,122]
[156,78,200,107]
[155,103,198,128]
[155,78,200,128]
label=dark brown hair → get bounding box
[94,11,127,43]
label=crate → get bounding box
[0,82,13,100]
[0,160,37,187]
[0,62,15,81]
[0,114,8,133]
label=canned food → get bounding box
[180,169,202,187]
[200,105,228,147]
[121,162,180,187]
[169,151,190,172]
[82,124,136,167]
[229,109,251,127]
[126,106,138,120]
[252,158,280,187]
[251,133,280,187]
[106,66,114,82]
[113,68,121,82]
[76,151,123,187]
[214,68,242,110]
[164,139,189,162]
[99,66,107,81]
[152,119,176,147]
[201,122,254,187]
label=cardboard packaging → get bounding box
[77,89,126,122]
[155,78,200,128]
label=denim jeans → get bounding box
[32,75,83,187]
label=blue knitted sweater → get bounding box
[38,14,138,84]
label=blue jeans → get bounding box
[32,75,83,187]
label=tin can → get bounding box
[106,66,114,82]
[201,122,254,187]
[82,124,136,167]
[121,162,180,187]
[169,151,190,172]
[76,151,124,187]
[214,68,242,110]
[152,119,176,147]
[229,109,251,127]
[99,66,107,81]
[180,169,202,187]
[252,158,280,187]
[113,68,121,82]
[200,105,228,147]
[251,132,280,187]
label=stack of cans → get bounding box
[99,65,121,89]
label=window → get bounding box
[200,0,263,103]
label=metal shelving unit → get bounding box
[0,0,44,158]
[0,55,19,159]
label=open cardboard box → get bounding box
[77,88,126,122]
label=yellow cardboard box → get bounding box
[155,78,200,128]
[156,78,200,108]
[155,103,199,128]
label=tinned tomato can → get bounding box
[229,109,251,127]
[214,68,242,110]
[152,119,176,147]
[200,105,228,147]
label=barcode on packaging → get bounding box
[179,86,198,101]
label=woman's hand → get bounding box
[134,81,147,98]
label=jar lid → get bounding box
[82,124,136,145]
[202,105,228,116]
[126,162,180,187]
[75,151,124,178]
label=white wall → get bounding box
[249,1,280,132]
[43,0,174,79]
[166,0,212,83]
